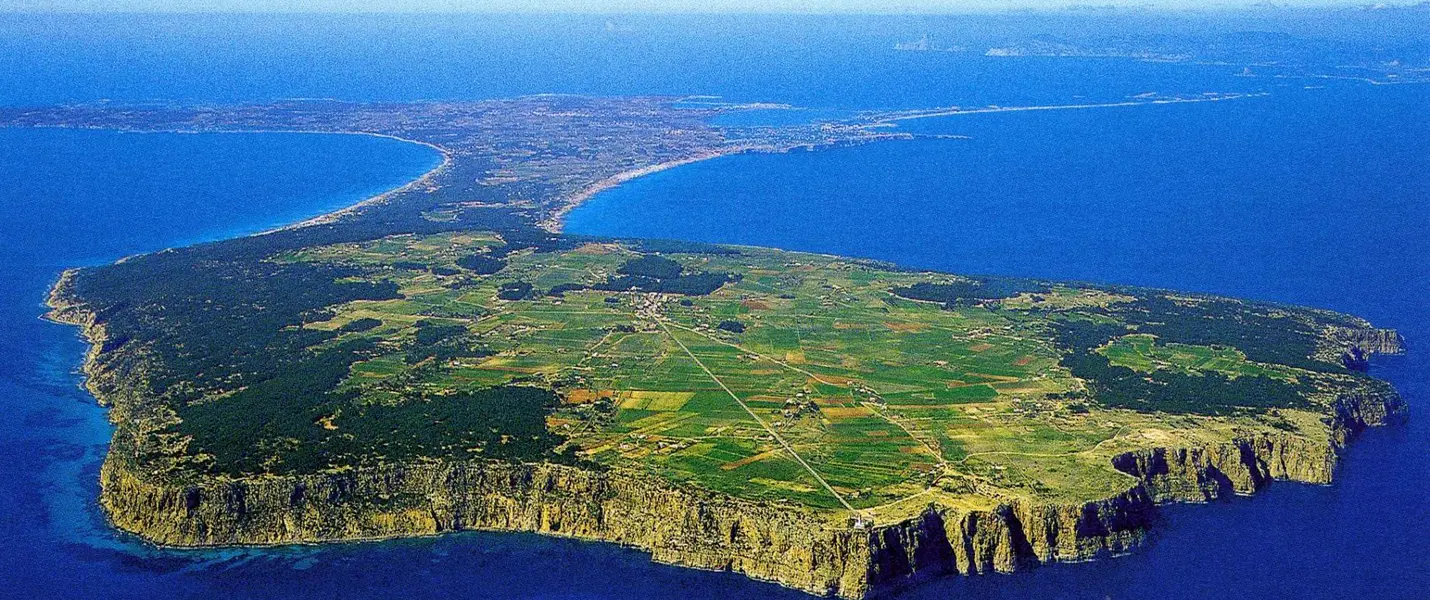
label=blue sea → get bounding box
[1,13,1426,600]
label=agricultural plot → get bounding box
[250,230,1377,522]
[1098,333,1301,381]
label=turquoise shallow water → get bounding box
[0,12,1426,600]
[0,127,807,600]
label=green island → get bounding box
[17,96,1404,598]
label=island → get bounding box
[976,30,1429,85]
[8,96,1404,598]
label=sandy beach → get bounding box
[540,147,764,233]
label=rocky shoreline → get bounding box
[46,268,1407,599]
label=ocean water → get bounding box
[0,136,809,596]
[0,107,807,600]
[567,82,1430,323]
[0,13,1295,109]
[567,81,1430,598]
[0,12,1426,600]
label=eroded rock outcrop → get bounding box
[99,452,1173,599]
[50,269,1409,599]
[1326,326,1406,356]
[861,490,1155,596]
[100,457,880,596]
[1323,325,1406,370]
[1110,382,1403,504]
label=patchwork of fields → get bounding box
[267,231,1368,522]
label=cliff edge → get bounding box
[47,263,1406,599]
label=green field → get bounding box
[30,96,1393,533]
[174,230,1371,521]
[1098,333,1301,381]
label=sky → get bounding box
[0,0,1389,13]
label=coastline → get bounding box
[44,239,1409,598]
[271,133,453,232]
[9,94,1271,248]
[870,92,1269,123]
[4,125,452,239]
[26,98,1417,598]
[540,149,752,233]
[542,134,925,233]
[545,94,1272,234]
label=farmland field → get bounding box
[171,229,1392,522]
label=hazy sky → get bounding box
[0,0,1378,13]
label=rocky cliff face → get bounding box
[99,456,878,596]
[98,449,1170,599]
[1110,383,1404,504]
[1327,326,1406,356]
[1323,325,1406,370]
[860,490,1154,597]
[853,383,1405,597]
[95,381,1402,599]
[50,272,1408,599]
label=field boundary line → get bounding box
[665,319,946,465]
[657,319,857,514]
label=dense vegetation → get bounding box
[179,377,565,476]
[497,281,534,301]
[1113,296,1340,373]
[593,271,739,296]
[486,228,582,258]
[716,320,746,333]
[528,254,739,297]
[891,278,1049,308]
[1053,319,1313,415]
[347,387,566,465]
[413,320,467,345]
[338,317,383,332]
[455,253,507,274]
[69,257,399,404]
[62,222,1385,510]
[57,202,575,477]
[616,255,684,279]
[174,339,374,475]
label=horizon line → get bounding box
[1,3,1425,16]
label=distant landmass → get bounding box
[894,30,1429,85]
[6,97,1406,598]
[893,34,967,53]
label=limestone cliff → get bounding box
[48,270,1408,599]
[1326,325,1406,356]
[100,456,882,596]
[861,490,1155,596]
[1322,325,1406,370]
[859,381,1405,596]
[1110,383,1403,503]
[83,382,1406,599]
[98,447,1171,599]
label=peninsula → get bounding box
[7,96,1404,598]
